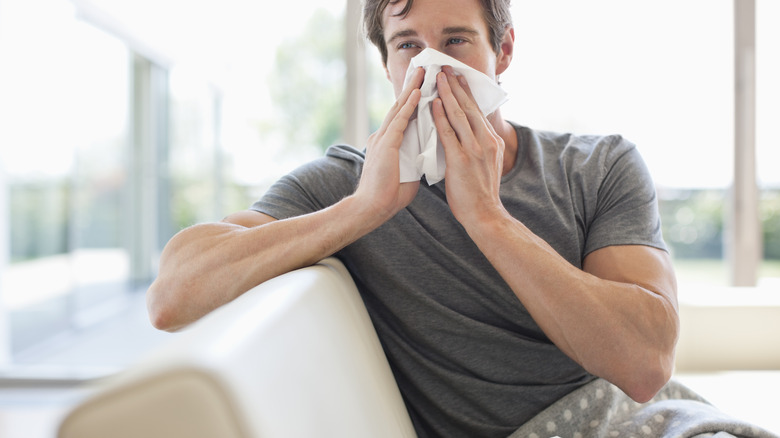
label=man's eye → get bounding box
[400,42,417,49]
[448,38,465,45]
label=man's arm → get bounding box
[146,68,426,332]
[148,203,373,332]
[467,217,678,403]
[432,67,679,402]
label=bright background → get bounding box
[0,0,777,370]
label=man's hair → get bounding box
[363,0,513,66]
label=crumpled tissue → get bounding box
[399,48,508,185]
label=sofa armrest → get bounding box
[58,258,417,438]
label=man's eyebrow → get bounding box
[442,26,480,36]
[386,29,418,45]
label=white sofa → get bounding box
[58,258,418,438]
[55,256,780,437]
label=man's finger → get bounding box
[436,69,479,146]
[432,97,462,154]
[441,66,491,140]
[379,67,425,133]
[387,88,422,137]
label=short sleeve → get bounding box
[583,141,666,256]
[250,145,364,220]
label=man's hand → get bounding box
[432,65,508,227]
[355,66,425,222]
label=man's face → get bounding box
[382,0,506,97]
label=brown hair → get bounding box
[363,0,513,65]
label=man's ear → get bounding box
[495,26,515,76]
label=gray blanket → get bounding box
[508,378,778,438]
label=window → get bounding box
[0,0,349,368]
[756,0,780,284]
[503,0,777,289]
[1,0,774,375]
[0,0,133,356]
[167,2,351,226]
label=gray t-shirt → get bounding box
[251,123,666,438]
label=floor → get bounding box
[0,291,172,438]
[0,292,778,438]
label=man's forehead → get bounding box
[381,0,410,33]
[381,0,486,41]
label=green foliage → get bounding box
[9,181,70,262]
[658,189,724,259]
[658,188,780,261]
[762,190,780,259]
[269,9,346,151]
[266,9,395,151]
[9,177,126,262]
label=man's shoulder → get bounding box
[252,145,364,218]
[511,123,637,169]
[289,144,364,182]
[325,144,366,162]
[529,127,632,155]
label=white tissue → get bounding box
[399,48,508,185]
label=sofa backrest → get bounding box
[58,258,417,438]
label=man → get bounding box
[147,0,679,436]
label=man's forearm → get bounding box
[462,210,679,402]
[146,195,385,332]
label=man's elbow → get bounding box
[622,348,676,403]
[624,297,680,402]
[147,304,176,332]
[146,279,188,332]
